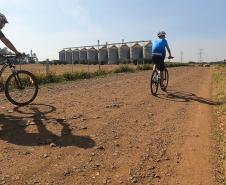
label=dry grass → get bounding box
[15,64,127,74]
[0,64,124,78]
[213,65,226,184]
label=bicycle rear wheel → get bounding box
[5,70,38,106]
[150,70,159,95]
[161,68,169,91]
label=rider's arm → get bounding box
[166,45,172,58]
[0,36,19,54]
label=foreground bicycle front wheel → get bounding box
[5,70,38,106]
[150,70,159,95]
[161,68,169,91]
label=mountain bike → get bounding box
[150,56,173,95]
[0,53,38,106]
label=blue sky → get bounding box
[0,0,226,62]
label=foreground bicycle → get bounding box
[0,53,38,106]
[150,57,173,96]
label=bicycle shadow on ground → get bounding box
[0,104,96,148]
[155,89,224,106]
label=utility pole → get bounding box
[98,40,100,70]
[180,51,183,63]
[198,49,203,63]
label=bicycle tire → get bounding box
[150,70,159,95]
[161,68,169,91]
[5,70,38,106]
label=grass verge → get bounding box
[212,65,226,184]
[32,63,191,85]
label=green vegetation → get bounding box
[93,69,108,77]
[212,65,226,184]
[136,64,152,71]
[165,62,191,67]
[35,72,62,84]
[21,63,192,85]
[63,71,92,81]
[113,65,136,73]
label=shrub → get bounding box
[136,64,152,71]
[35,72,62,84]
[94,69,108,77]
[63,71,92,81]
[165,62,190,68]
[113,65,135,73]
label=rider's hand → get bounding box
[168,56,174,59]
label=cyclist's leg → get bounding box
[151,56,156,70]
[152,55,161,71]
[158,57,165,86]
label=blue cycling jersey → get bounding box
[152,38,169,58]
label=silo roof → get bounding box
[145,41,152,47]
[110,45,118,49]
[89,47,97,51]
[132,43,142,47]
[120,44,129,48]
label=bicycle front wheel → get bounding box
[5,70,38,106]
[150,70,159,95]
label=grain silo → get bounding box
[72,49,79,64]
[99,46,108,64]
[87,47,98,64]
[131,43,143,63]
[143,41,152,63]
[79,48,87,64]
[59,50,66,61]
[65,49,72,63]
[119,44,130,64]
[108,45,119,64]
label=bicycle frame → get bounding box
[0,55,18,77]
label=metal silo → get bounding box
[59,50,66,61]
[72,49,79,64]
[65,49,72,63]
[99,46,108,64]
[119,44,130,64]
[131,43,143,62]
[108,45,119,64]
[143,41,152,62]
[79,48,87,64]
[87,47,98,64]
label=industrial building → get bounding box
[59,40,152,64]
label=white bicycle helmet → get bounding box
[157,31,166,37]
[0,13,8,23]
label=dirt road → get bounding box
[0,67,217,185]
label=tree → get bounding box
[0,47,12,55]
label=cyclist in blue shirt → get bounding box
[0,13,21,55]
[152,31,173,87]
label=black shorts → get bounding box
[152,55,165,71]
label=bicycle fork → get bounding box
[10,67,23,89]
